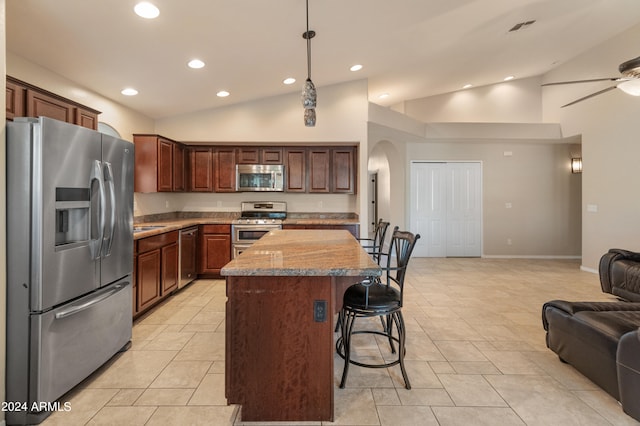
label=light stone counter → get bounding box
[220,229,380,277]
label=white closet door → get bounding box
[446,163,482,257]
[410,162,447,257]
[410,162,482,257]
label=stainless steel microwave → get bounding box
[236,164,285,192]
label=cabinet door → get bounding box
[161,242,179,295]
[262,147,283,164]
[237,148,260,164]
[173,143,186,192]
[137,249,161,313]
[199,233,231,275]
[157,139,174,192]
[75,107,98,130]
[214,148,237,192]
[189,147,214,192]
[332,147,356,193]
[285,148,306,192]
[6,79,25,120]
[26,89,74,123]
[308,148,330,193]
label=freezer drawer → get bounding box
[30,278,132,405]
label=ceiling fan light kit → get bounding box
[543,55,640,107]
[617,79,640,96]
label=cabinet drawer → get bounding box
[137,230,179,253]
[201,224,230,234]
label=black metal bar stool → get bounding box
[357,218,390,265]
[336,227,420,389]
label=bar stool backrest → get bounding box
[382,226,421,306]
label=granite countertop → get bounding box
[220,229,380,277]
[133,214,360,239]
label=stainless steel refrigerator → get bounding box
[6,117,134,425]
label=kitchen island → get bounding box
[221,229,381,422]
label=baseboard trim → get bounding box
[580,265,599,274]
[481,255,582,260]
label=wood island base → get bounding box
[221,230,381,422]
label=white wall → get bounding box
[148,79,370,229]
[6,52,154,139]
[369,96,581,258]
[543,23,640,270]
[400,76,543,124]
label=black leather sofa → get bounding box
[542,249,640,421]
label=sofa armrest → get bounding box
[617,327,640,421]
[600,249,640,295]
[542,300,640,330]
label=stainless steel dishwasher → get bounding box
[179,226,198,288]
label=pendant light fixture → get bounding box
[302,0,316,126]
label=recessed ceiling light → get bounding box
[378,93,390,99]
[503,75,515,81]
[217,91,230,98]
[462,84,473,89]
[350,64,363,72]
[121,88,138,96]
[283,77,296,85]
[188,59,205,69]
[134,2,160,19]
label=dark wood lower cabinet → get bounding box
[198,225,231,276]
[161,242,179,295]
[136,249,161,313]
[134,231,179,317]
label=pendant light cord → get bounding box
[306,0,311,80]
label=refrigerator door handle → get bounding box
[89,160,106,259]
[103,162,117,257]
[54,283,127,319]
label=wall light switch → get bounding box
[503,151,513,157]
[587,204,598,213]
[505,202,512,209]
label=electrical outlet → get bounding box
[165,200,170,208]
[314,300,327,322]
[507,238,512,245]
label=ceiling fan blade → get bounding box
[561,85,618,107]
[542,78,621,86]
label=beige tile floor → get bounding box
[41,258,640,425]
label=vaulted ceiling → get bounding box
[7,0,640,119]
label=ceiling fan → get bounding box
[543,55,640,107]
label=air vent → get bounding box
[509,20,536,32]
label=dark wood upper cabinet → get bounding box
[133,134,176,193]
[6,79,25,121]
[173,143,186,192]
[7,76,100,130]
[27,90,74,124]
[237,147,283,164]
[214,148,237,192]
[236,147,260,164]
[308,148,331,193]
[331,147,356,194]
[285,148,307,192]
[189,147,214,192]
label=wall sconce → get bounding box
[571,157,582,174]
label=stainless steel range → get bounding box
[232,201,287,258]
